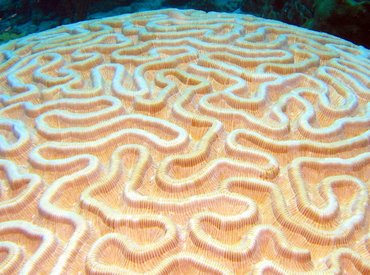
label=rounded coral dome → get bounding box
[0,9,369,274]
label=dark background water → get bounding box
[0,0,369,48]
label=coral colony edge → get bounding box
[0,8,369,275]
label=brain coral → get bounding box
[0,8,369,275]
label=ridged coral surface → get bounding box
[0,8,369,274]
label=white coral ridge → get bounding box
[0,8,369,275]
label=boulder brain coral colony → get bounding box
[0,9,369,274]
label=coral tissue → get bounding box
[0,9,369,274]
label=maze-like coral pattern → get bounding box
[0,8,369,274]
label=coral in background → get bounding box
[309,0,370,47]
[37,0,92,22]
[0,31,25,43]
[0,8,370,274]
[240,0,370,48]
[241,0,315,26]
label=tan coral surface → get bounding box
[0,8,369,275]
